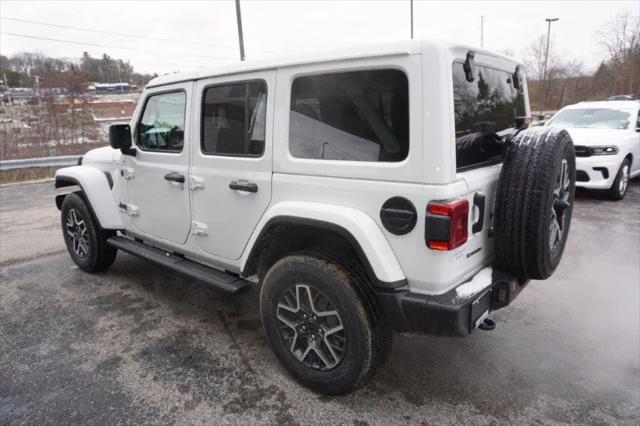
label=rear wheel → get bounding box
[61,193,117,272]
[607,158,631,200]
[260,254,389,394]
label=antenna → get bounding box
[235,0,246,61]
[410,0,414,39]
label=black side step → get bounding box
[107,236,250,294]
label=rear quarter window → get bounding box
[453,62,526,171]
[289,69,409,162]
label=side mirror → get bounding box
[109,124,135,156]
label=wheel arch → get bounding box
[241,203,407,290]
[55,166,123,230]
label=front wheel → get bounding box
[259,254,390,394]
[61,193,117,272]
[607,158,631,201]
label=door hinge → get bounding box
[191,221,208,236]
[121,167,135,180]
[118,203,139,217]
[189,175,205,190]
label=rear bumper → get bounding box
[375,268,528,336]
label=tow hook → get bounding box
[478,318,496,331]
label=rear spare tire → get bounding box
[494,127,576,280]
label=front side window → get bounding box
[202,81,267,156]
[547,108,632,130]
[289,69,409,162]
[453,63,526,171]
[138,91,186,152]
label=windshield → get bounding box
[547,108,631,130]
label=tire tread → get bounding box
[494,127,576,279]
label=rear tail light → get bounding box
[425,199,469,250]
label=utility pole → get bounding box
[480,15,484,47]
[540,17,559,116]
[235,0,246,61]
[410,0,414,39]
[34,75,40,106]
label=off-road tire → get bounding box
[61,193,117,272]
[494,127,576,280]
[607,158,631,201]
[260,254,389,394]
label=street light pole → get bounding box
[480,15,484,47]
[410,0,414,39]
[235,0,246,61]
[540,17,559,116]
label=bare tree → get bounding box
[500,48,515,58]
[557,59,585,106]
[522,35,563,111]
[62,67,88,144]
[523,35,562,83]
[598,13,640,94]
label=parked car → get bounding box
[54,40,576,394]
[546,101,640,199]
[607,94,638,101]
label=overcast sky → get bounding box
[1,0,639,76]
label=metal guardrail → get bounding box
[0,155,81,171]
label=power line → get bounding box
[0,31,237,61]
[1,16,283,54]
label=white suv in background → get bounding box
[546,101,640,200]
[54,40,576,394]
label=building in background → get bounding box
[92,83,137,95]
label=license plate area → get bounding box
[470,290,491,330]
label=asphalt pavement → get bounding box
[1,180,639,424]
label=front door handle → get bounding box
[229,180,258,193]
[164,172,185,183]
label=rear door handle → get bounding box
[229,180,258,193]
[164,172,185,183]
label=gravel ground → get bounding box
[1,180,639,424]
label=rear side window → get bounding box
[453,63,526,171]
[138,91,186,152]
[289,69,409,162]
[202,81,267,156]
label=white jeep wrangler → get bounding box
[55,40,576,394]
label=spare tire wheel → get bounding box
[494,127,576,280]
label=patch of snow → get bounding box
[455,267,493,300]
